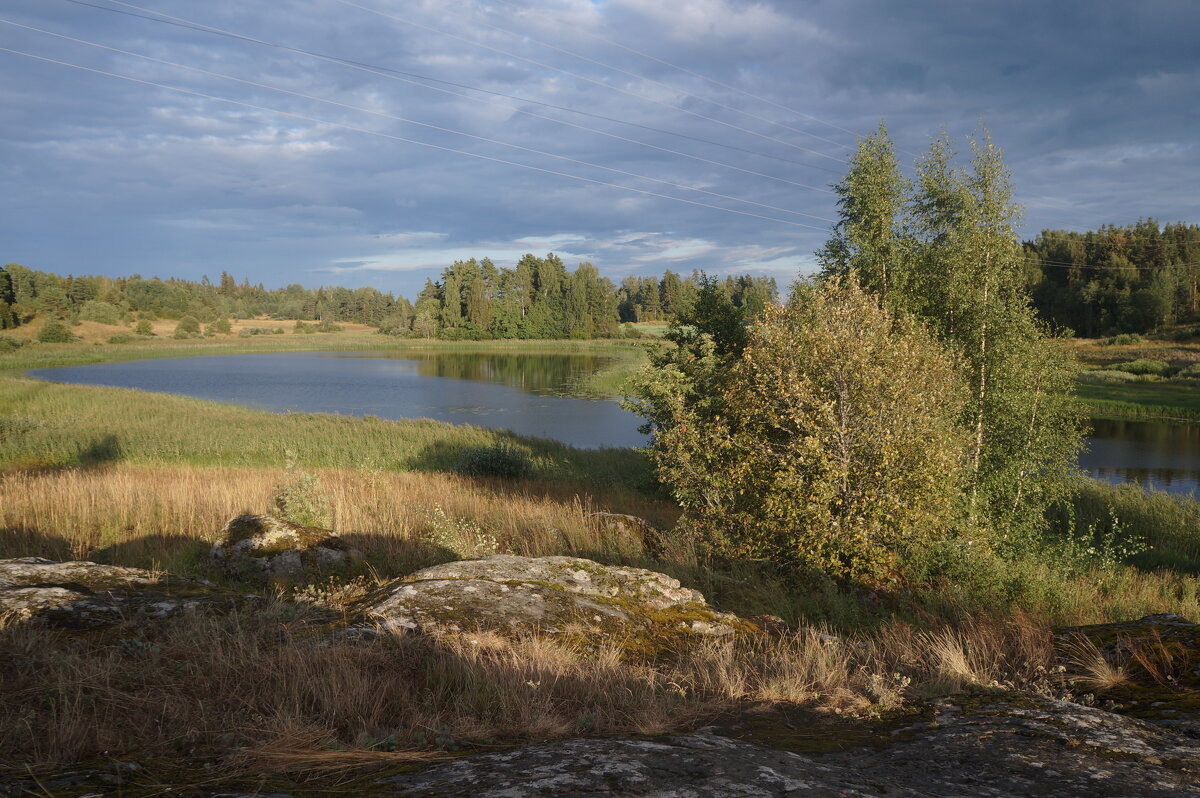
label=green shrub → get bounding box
[0,333,24,352]
[77,300,123,325]
[36,320,75,343]
[316,319,342,333]
[1109,358,1174,376]
[174,316,201,338]
[133,319,154,336]
[1101,333,1143,346]
[107,333,136,344]
[1077,369,1145,384]
[207,318,233,335]
[455,443,534,479]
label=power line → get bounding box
[476,0,874,148]
[0,44,830,231]
[2,18,835,224]
[453,0,853,154]
[327,0,847,168]
[57,0,840,192]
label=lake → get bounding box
[27,351,647,450]
[27,351,1200,494]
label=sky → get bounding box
[1,0,1197,299]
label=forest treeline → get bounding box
[1024,220,1200,337]
[0,258,776,339]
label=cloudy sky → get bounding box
[2,0,1197,298]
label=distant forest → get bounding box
[1024,220,1200,337]
[0,256,777,340]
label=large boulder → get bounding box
[384,693,1200,797]
[0,557,248,629]
[210,514,362,581]
[356,554,754,653]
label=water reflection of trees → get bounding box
[413,354,611,397]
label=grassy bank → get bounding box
[1072,335,1200,423]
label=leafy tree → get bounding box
[134,319,154,336]
[643,278,968,583]
[77,300,122,325]
[174,315,201,338]
[0,266,16,329]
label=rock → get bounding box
[0,557,249,629]
[357,554,754,652]
[1054,613,1200,735]
[586,512,665,557]
[210,514,362,581]
[385,693,1200,797]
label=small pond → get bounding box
[28,351,647,450]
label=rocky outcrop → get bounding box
[586,512,666,558]
[357,554,752,652]
[1055,613,1200,736]
[384,693,1200,797]
[0,557,250,629]
[210,514,362,581]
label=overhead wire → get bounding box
[472,0,920,157]
[0,44,830,231]
[1,18,835,223]
[326,0,848,166]
[451,0,852,153]
[55,0,841,191]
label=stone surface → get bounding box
[0,557,247,629]
[1054,613,1200,736]
[586,512,665,557]
[385,693,1200,797]
[357,554,751,649]
[210,514,362,581]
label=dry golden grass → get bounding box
[0,464,679,573]
[0,601,1063,774]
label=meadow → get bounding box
[4,324,1200,790]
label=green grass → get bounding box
[1074,382,1200,424]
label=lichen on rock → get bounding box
[355,554,755,654]
[0,557,251,629]
[210,514,363,582]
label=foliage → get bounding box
[642,279,969,582]
[824,127,1084,545]
[36,319,75,343]
[455,443,535,479]
[107,333,136,344]
[272,451,334,529]
[1101,333,1143,346]
[133,319,154,336]
[0,333,23,352]
[1109,358,1173,376]
[173,316,201,339]
[77,300,122,325]
[1025,220,1200,337]
[207,318,232,335]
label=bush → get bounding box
[1109,358,1174,376]
[107,333,136,344]
[1100,333,1143,346]
[455,443,534,479]
[77,300,123,325]
[174,316,201,338]
[316,319,342,333]
[36,320,75,343]
[133,319,154,336]
[639,279,970,583]
[1077,369,1146,384]
[207,318,232,335]
[0,333,24,352]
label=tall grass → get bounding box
[1060,478,1200,572]
[0,376,650,490]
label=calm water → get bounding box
[27,353,1200,491]
[1082,418,1200,496]
[28,352,647,450]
